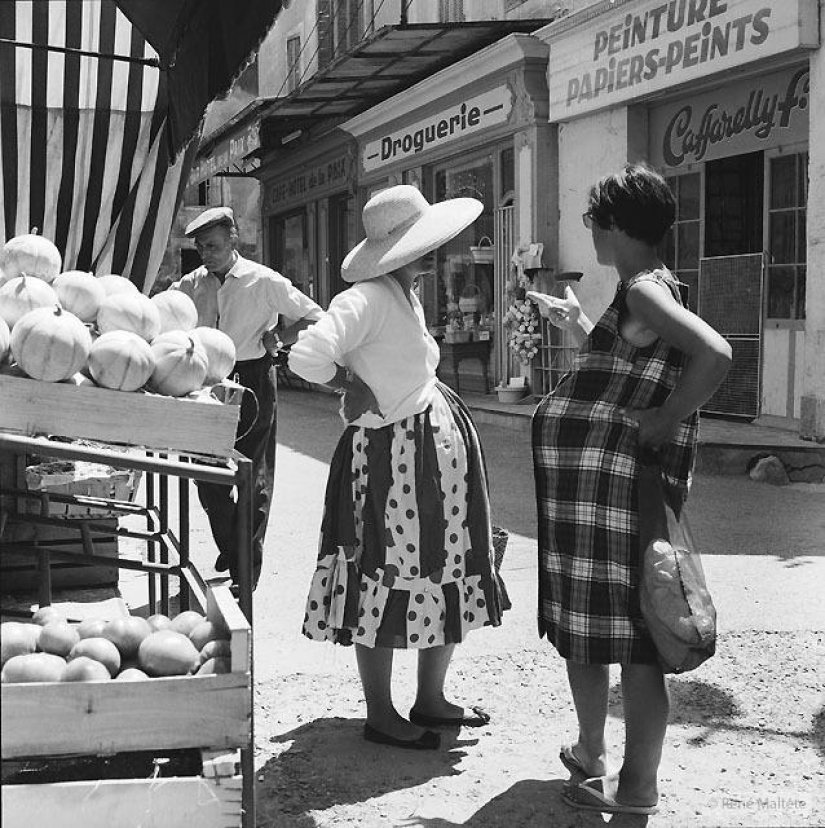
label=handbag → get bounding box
[637,457,717,674]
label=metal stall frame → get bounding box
[0,433,256,828]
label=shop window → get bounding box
[318,0,366,67]
[286,36,301,93]
[271,210,313,299]
[500,146,514,201]
[705,152,763,258]
[663,172,701,312]
[766,151,808,320]
[439,1,465,23]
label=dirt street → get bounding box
[188,388,825,828]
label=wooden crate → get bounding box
[1,586,251,828]
[0,369,242,458]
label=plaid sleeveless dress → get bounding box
[532,270,698,664]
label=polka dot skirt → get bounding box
[302,382,509,649]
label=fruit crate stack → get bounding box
[0,585,252,828]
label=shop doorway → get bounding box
[328,193,353,301]
[704,151,763,256]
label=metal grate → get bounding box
[494,203,515,385]
[703,337,761,419]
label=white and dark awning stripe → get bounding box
[0,0,195,292]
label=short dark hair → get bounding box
[587,163,676,246]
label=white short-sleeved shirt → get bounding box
[288,275,440,428]
[170,254,323,361]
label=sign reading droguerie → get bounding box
[546,0,818,122]
[650,67,809,168]
[362,86,512,173]
[264,154,351,212]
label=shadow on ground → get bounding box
[256,716,474,827]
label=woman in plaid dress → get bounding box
[530,165,731,816]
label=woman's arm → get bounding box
[527,286,594,347]
[623,281,732,447]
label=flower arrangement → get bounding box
[503,297,542,364]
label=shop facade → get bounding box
[341,33,555,395]
[259,131,359,308]
[537,0,825,437]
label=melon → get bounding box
[152,290,198,334]
[196,657,232,675]
[192,326,236,384]
[52,270,106,322]
[100,616,153,660]
[87,330,155,391]
[10,305,92,381]
[188,620,229,651]
[0,315,9,363]
[37,620,80,657]
[0,230,62,283]
[146,613,173,632]
[0,275,59,329]
[1,652,66,683]
[97,292,161,341]
[61,656,111,682]
[68,637,121,677]
[149,331,208,396]
[76,617,109,639]
[95,273,140,296]
[32,606,65,625]
[169,610,206,637]
[1,622,40,667]
[137,630,200,677]
[199,639,232,665]
[115,666,150,681]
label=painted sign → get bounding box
[263,153,351,213]
[362,86,512,173]
[650,67,809,168]
[188,121,261,187]
[546,0,818,122]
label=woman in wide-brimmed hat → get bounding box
[289,185,509,750]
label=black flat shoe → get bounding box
[363,723,441,750]
[409,705,491,728]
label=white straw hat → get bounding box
[341,185,483,283]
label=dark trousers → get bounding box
[197,355,277,587]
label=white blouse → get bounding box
[288,275,440,428]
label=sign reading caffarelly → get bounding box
[545,0,818,122]
[362,86,512,173]
[264,154,351,212]
[650,67,809,168]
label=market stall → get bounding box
[1,3,283,826]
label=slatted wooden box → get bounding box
[1,586,252,828]
[0,368,242,458]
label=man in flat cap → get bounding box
[168,206,323,589]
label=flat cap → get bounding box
[184,206,235,237]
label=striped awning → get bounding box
[0,0,280,292]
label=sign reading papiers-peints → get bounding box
[362,86,512,173]
[546,0,819,121]
[649,67,809,168]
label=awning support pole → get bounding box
[0,37,161,68]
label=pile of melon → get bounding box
[0,231,235,396]
[0,606,233,683]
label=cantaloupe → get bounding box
[169,610,206,637]
[0,275,59,329]
[87,330,155,391]
[68,637,121,677]
[97,292,161,342]
[0,316,9,363]
[0,230,62,283]
[191,326,236,384]
[1,622,40,667]
[100,616,153,660]
[152,290,198,334]
[1,652,66,683]
[52,270,106,322]
[95,273,140,297]
[137,630,200,677]
[188,620,229,651]
[61,656,112,682]
[149,331,208,396]
[37,620,80,657]
[10,305,92,382]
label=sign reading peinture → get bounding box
[362,87,512,173]
[650,67,809,168]
[546,0,818,122]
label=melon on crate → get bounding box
[0,315,9,363]
[10,305,92,382]
[149,331,208,396]
[192,326,236,384]
[137,630,200,677]
[37,620,80,657]
[68,636,121,677]
[1,652,66,683]
[100,616,153,660]
[95,273,140,297]
[0,274,59,329]
[97,292,161,342]
[87,330,155,391]
[152,290,198,334]
[61,656,112,682]
[0,230,62,284]
[1,622,40,667]
[52,270,106,322]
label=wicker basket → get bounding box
[470,236,495,265]
[458,283,482,314]
[492,525,509,571]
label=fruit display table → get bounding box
[0,433,256,828]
